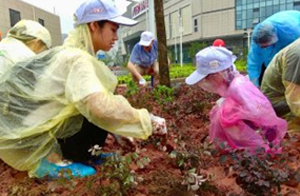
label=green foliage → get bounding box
[88,152,150,195]
[118,64,195,84]
[152,85,174,105]
[124,80,139,97]
[188,42,208,62]
[169,150,201,172]
[235,59,247,72]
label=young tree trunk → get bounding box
[154,0,171,87]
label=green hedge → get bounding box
[117,64,195,84]
[118,60,247,84]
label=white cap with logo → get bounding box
[74,0,137,27]
[185,46,237,85]
[139,31,154,46]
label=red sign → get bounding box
[131,0,149,19]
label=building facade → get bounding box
[121,0,300,63]
[0,0,62,46]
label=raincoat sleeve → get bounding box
[65,55,152,140]
[282,46,300,117]
[247,43,264,87]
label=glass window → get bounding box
[274,0,280,5]
[260,1,266,7]
[181,5,192,35]
[247,9,253,18]
[9,9,21,27]
[237,20,242,30]
[242,11,247,19]
[280,4,286,10]
[294,1,300,10]
[170,11,179,38]
[247,19,253,28]
[194,19,198,32]
[260,7,266,17]
[242,20,247,29]
[236,0,242,6]
[266,6,273,17]
[286,3,293,9]
[273,4,280,12]
[266,0,273,6]
[38,18,44,26]
[237,11,242,19]
[280,0,286,3]
[165,15,170,39]
[253,8,259,19]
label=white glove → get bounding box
[150,114,167,135]
[139,78,146,86]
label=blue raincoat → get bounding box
[247,10,300,86]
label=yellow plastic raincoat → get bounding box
[261,37,300,133]
[0,20,51,79]
[0,24,151,177]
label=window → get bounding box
[294,1,300,11]
[165,15,170,39]
[181,5,192,35]
[9,9,21,27]
[38,18,45,26]
[194,19,198,32]
[170,11,179,38]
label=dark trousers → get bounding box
[258,63,266,86]
[58,118,108,164]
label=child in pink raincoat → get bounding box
[185,46,287,154]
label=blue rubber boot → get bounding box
[35,159,96,179]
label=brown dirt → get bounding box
[0,83,299,196]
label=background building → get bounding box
[121,0,300,63]
[0,0,62,46]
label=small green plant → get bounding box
[169,150,201,172]
[152,85,174,105]
[87,151,151,195]
[182,168,207,191]
[124,80,139,97]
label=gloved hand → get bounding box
[150,114,167,135]
[139,78,146,86]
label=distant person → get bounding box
[261,37,300,134]
[185,46,287,154]
[0,20,51,79]
[0,31,2,41]
[247,10,300,87]
[127,31,158,86]
[212,39,225,47]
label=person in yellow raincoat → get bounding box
[0,0,167,178]
[261,37,300,134]
[0,19,51,79]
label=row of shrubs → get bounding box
[117,60,247,84]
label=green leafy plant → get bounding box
[124,80,139,97]
[87,152,150,196]
[152,85,174,105]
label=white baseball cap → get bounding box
[74,0,137,27]
[139,31,154,46]
[185,46,237,85]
